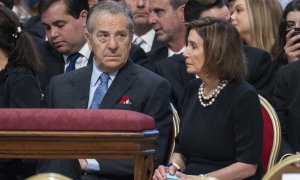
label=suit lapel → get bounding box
[87,52,94,65]
[99,60,137,109]
[72,65,93,108]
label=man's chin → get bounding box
[55,47,71,55]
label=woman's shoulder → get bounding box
[6,66,35,76]
[226,79,258,101]
[5,66,36,83]
[229,79,257,92]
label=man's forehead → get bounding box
[149,0,171,8]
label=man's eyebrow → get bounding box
[153,7,164,13]
[43,20,67,26]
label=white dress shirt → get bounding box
[63,43,91,72]
[132,29,156,53]
[168,46,186,57]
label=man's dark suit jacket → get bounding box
[273,60,300,155]
[151,35,165,51]
[34,39,147,94]
[155,45,274,109]
[146,45,169,71]
[43,60,172,179]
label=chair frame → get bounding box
[165,103,180,162]
[262,153,300,180]
[259,95,281,172]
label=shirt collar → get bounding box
[168,46,186,57]
[133,29,155,48]
[63,43,91,63]
[90,59,118,87]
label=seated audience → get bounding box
[273,0,300,73]
[155,0,273,108]
[153,18,263,180]
[33,0,148,93]
[36,1,172,180]
[0,5,42,179]
[120,0,164,53]
[146,0,186,69]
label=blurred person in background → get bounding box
[230,0,282,58]
[0,0,14,9]
[273,0,300,72]
[273,0,300,161]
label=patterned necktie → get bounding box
[134,37,144,46]
[89,73,110,109]
[65,53,81,73]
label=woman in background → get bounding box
[0,5,42,108]
[230,0,282,58]
[273,0,300,73]
[153,17,263,180]
[0,5,42,179]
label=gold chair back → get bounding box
[262,153,300,180]
[259,95,281,173]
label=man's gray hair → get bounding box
[86,0,134,34]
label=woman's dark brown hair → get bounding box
[0,5,42,73]
[186,17,246,81]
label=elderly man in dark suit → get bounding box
[37,1,172,180]
[34,0,147,94]
[155,0,273,108]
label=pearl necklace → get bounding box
[198,80,228,107]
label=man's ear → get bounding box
[177,4,185,22]
[85,31,93,50]
[80,10,88,28]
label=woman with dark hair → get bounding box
[272,0,300,73]
[0,5,42,108]
[152,17,263,180]
[0,5,42,179]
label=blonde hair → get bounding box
[245,0,282,55]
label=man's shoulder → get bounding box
[50,65,90,82]
[157,54,184,66]
[243,45,270,60]
[278,60,300,75]
[147,46,168,62]
[132,62,168,83]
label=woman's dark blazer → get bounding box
[0,66,41,108]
